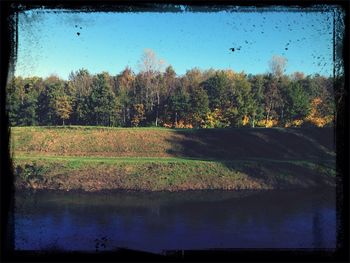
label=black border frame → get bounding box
[1,1,349,262]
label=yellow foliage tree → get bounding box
[204,108,228,128]
[305,97,334,127]
[285,119,304,128]
[242,115,249,126]
[131,104,146,127]
[55,95,72,125]
[256,119,278,128]
[175,120,193,129]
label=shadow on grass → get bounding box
[165,127,336,188]
[165,127,335,160]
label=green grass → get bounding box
[10,126,336,191]
[13,155,335,168]
[12,155,336,192]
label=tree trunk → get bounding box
[123,107,126,125]
[281,108,284,126]
[174,112,178,127]
[266,110,270,128]
[155,92,160,127]
[63,119,65,126]
[155,109,158,127]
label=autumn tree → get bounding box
[6,61,335,129]
[131,103,146,127]
[54,95,72,125]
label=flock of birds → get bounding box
[75,24,82,36]
[71,9,340,76]
[227,11,336,75]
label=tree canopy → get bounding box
[6,53,335,128]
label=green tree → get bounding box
[284,82,311,122]
[225,73,253,127]
[68,69,93,125]
[6,77,24,126]
[249,75,265,127]
[18,91,38,126]
[89,73,117,126]
[202,71,230,110]
[38,75,66,125]
[168,86,190,126]
[189,86,209,128]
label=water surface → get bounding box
[15,188,336,253]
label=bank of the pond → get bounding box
[11,126,336,192]
[13,157,335,192]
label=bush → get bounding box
[16,162,47,186]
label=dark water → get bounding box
[14,188,336,253]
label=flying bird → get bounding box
[230,48,235,52]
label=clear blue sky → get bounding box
[15,6,335,79]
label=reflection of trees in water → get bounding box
[16,190,335,228]
[15,189,336,250]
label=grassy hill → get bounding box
[10,126,336,191]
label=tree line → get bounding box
[6,51,335,128]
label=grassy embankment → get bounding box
[11,126,336,191]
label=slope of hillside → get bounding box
[11,126,335,160]
[10,126,336,191]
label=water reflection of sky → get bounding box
[14,189,336,253]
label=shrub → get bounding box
[16,162,47,187]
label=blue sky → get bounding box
[15,6,335,79]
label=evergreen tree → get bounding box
[202,71,230,111]
[168,86,190,126]
[249,75,265,127]
[284,82,311,122]
[18,91,38,126]
[189,86,209,128]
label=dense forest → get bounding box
[6,51,335,128]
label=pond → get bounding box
[14,188,336,254]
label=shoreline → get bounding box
[13,157,335,192]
